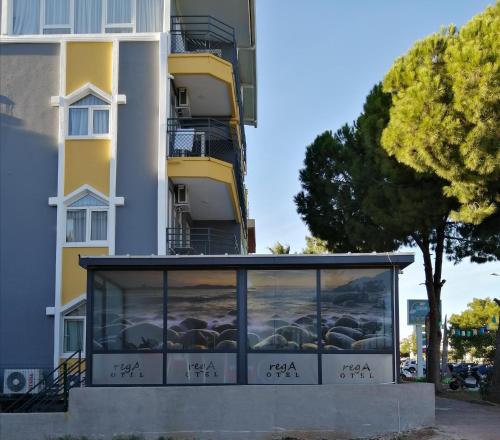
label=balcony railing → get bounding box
[167,118,247,228]
[167,228,240,255]
[170,15,247,152]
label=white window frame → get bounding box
[41,0,74,35]
[104,0,135,34]
[62,304,86,357]
[65,206,108,245]
[67,102,110,139]
[6,0,165,36]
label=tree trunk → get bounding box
[441,315,449,378]
[489,298,500,403]
[413,228,445,393]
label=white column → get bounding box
[157,31,169,255]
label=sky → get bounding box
[244,0,500,339]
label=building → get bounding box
[0,0,257,382]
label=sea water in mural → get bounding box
[166,270,238,351]
[93,271,164,351]
[320,269,393,350]
[247,270,318,350]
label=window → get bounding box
[43,0,71,34]
[247,270,318,351]
[66,193,108,243]
[320,269,393,351]
[12,0,41,35]
[105,0,133,33]
[93,271,164,351]
[167,270,237,351]
[68,94,110,137]
[63,302,86,354]
[11,0,164,35]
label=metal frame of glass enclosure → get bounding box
[80,254,414,386]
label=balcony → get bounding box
[167,228,240,255]
[167,118,247,229]
[169,16,246,146]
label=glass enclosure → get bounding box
[87,264,399,386]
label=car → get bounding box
[402,359,418,374]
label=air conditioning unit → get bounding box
[175,204,191,213]
[3,369,44,394]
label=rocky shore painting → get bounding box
[166,270,238,351]
[320,269,393,351]
[93,271,164,351]
[247,270,318,351]
[92,268,393,354]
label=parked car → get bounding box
[402,359,418,374]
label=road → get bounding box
[434,396,500,440]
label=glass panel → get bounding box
[68,108,88,136]
[70,193,108,207]
[320,269,393,351]
[93,271,163,351]
[13,0,40,35]
[66,303,86,316]
[45,0,70,25]
[66,209,86,242]
[105,27,133,33]
[92,109,109,134]
[247,353,318,385]
[92,353,163,385]
[136,0,163,32]
[107,0,132,24]
[167,271,237,351]
[64,319,83,352]
[43,27,71,34]
[166,353,237,385]
[247,270,317,351]
[72,94,108,106]
[75,0,102,34]
[322,354,394,384]
[91,211,107,240]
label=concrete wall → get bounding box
[115,41,159,255]
[0,384,435,439]
[0,43,59,374]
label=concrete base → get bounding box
[0,384,435,440]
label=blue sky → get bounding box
[245,0,500,338]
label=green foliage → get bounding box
[449,297,499,361]
[295,83,500,387]
[295,83,497,262]
[267,242,291,254]
[302,236,329,254]
[382,3,500,224]
[400,333,417,357]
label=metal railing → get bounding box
[170,15,247,154]
[167,228,240,255]
[4,350,85,413]
[167,118,247,228]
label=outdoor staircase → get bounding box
[2,350,85,413]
